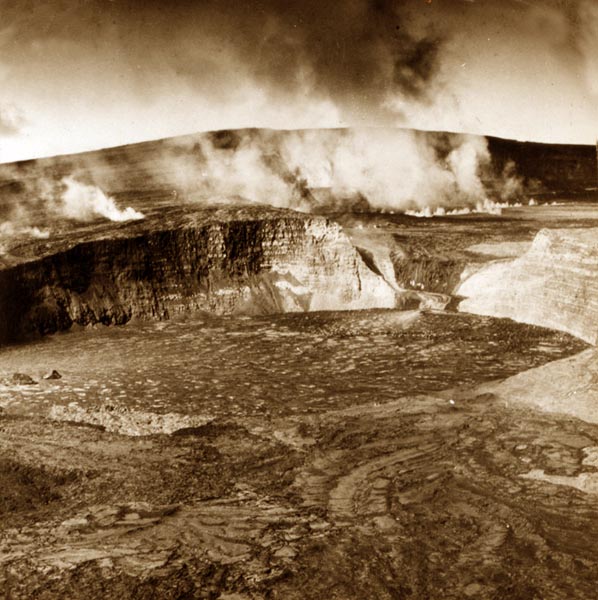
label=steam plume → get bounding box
[0,105,24,136]
[0,126,530,253]
[60,177,144,222]
[164,129,509,214]
[0,173,143,255]
[0,0,449,162]
[579,1,598,95]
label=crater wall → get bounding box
[457,228,598,344]
[0,206,397,344]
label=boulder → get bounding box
[43,370,62,380]
[11,373,37,385]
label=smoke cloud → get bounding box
[1,0,598,166]
[162,128,503,214]
[0,126,531,254]
[0,0,451,162]
[60,177,144,222]
[0,173,144,255]
[0,104,24,136]
[0,218,49,257]
[575,1,598,96]
[100,0,445,122]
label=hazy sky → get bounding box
[0,0,597,162]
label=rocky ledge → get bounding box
[457,228,598,344]
[0,205,397,344]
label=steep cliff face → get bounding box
[486,136,597,193]
[457,228,598,344]
[391,251,466,295]
[0,206,397,344]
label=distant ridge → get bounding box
[3,125,597,167]
[0,127,596,224]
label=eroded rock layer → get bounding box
[457,228,598,344]
[0,206,396,343]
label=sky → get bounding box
[0,0,597,162]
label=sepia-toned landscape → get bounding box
[3,1,598,598]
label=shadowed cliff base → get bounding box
[0,205,399,345]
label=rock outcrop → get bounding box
[43,370,62,380]
[0,205,397,344]
[9,373,36,385]
[48,403,213,436]
[479,348,598,424]
[457,228,598,344]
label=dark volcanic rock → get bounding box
[0,205,396,344]
[486,135,597,193]
[10,373,37,385]
[0,458,72,521]
[391,249,466,295]
[43,370,62,380]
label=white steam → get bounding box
[0,221,49,239]
[169,129,513,214]
[0,127,528,254]
[194,142,293,209]
[280,130,517,213]
[498,160,525,202]
[0,221,50,256]
[405,199,523,218]
[0,175,144,255]
[60,177,144,222]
